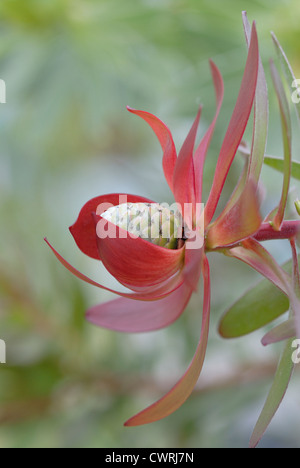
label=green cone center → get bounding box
[101,203,183,249]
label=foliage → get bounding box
[1,0,300,449]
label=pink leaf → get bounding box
[194,60,224,204]
[127,107,177,192]
[69,193,153,260]
[224,238,290,294]
[45,238,184,301]
[183,243,203,292]
[261,318,296,346]
[96,215,185,289]
[205,23,259,225]
[206,180,262,249]
[172,108,201,216]
[86,282,193,333]
[124,255,210,426]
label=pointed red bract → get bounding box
[205,23,259,225]
[261,319,296,346]
[183,243,203,292]
[86,282,193,333]
[194,60,224,204]
[127,107,177,192]
[124,255,210,426]
[45,14,300,446]
[70,193,153,260]
[225,238,290,294]
[206,180,262,248]
[96,216,185,289]
[172,108,201,215]
[45,238,184,301]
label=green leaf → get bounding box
[268,60,292,230]
[219,257,298,338]
[272,32,300,122]
[242,12,268,184]
[264,156,300,181]
[239,149,300,180]
[216,12,268,222]
[249,338,295,448]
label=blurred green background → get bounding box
[0,0,300,448]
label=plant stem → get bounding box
[253,220,300,242]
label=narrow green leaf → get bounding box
[243,12,268,184]
[249,338,295,448]
[289,237,300,340]
[250,240,298,447]
[238,148,300,181]
[272,32,300,122]
[219,257,297,338]
[264,156,300,181]
[269,60,292,230]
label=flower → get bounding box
[45,14,300,445]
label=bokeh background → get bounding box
[0,0,300,448]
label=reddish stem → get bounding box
[253,220,300,242]
[290,237,300,292]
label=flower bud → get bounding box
[102,203,183,249]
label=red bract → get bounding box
[45,17,300,444]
